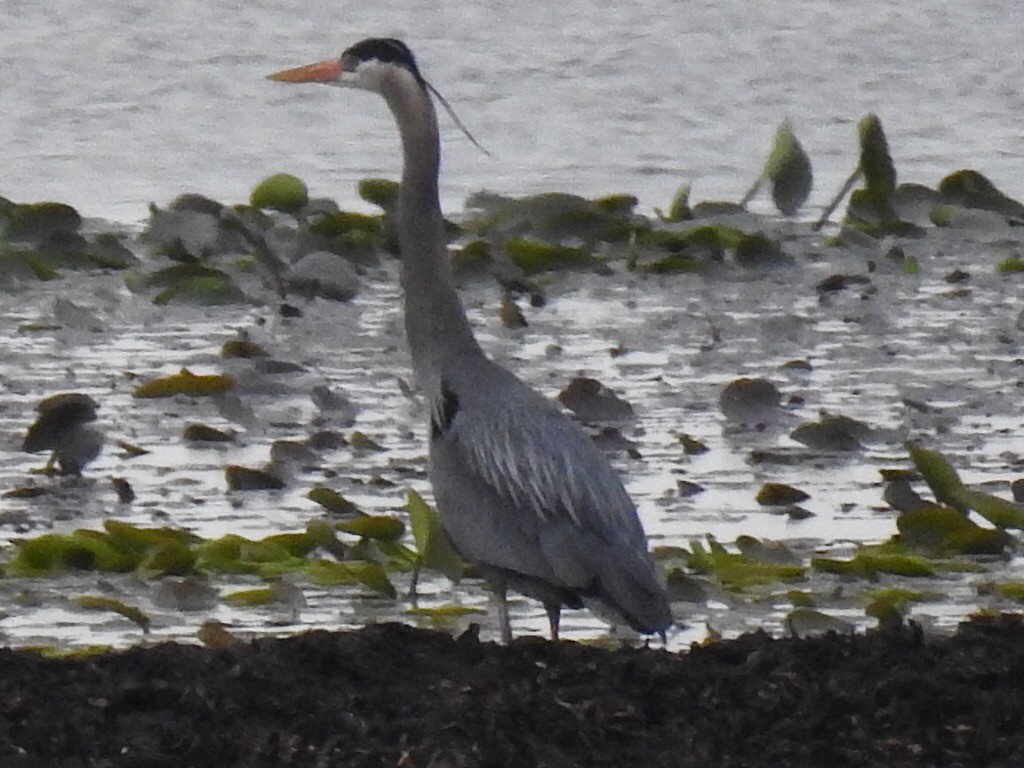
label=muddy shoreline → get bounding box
[2,614,1023,767]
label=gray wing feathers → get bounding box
[450,383,643,544]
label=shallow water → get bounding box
[3,1,1024,648]
[4,0,1023,222]
[2,209,1024,649]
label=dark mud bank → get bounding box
[2,615,1023,767]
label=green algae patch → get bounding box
[250,173,308,213]
[72,596,151,632]
[133,369,235,399]
[358,178,400,211]
[507,239,599,275]
[686,537,804,591]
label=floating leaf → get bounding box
[858,113,896,199]
[812,550,935,580]
[197,619,244,648]
[951,489,1024,530]
[785,608,854,638]
[222,582,305,608]
[153,275,247,306]
[655,183,692,222]
[308,211,382,239]
[225,465,285,491]
[308,486,364,516]
[221,339,269,358]
[507,239,598,275]
[406,490,464,583]
[906,442,964,509]
[350,431,385,451]
[896,503,1010,556]
[133,368,235,398]
[755,483,810,506]
[357,177,400,210]
[73,596,151,632]
[2,202,81,241]
[183,423,235,443]
[305,559,396,598]
[337,515,406,542]
[686,537,804,590]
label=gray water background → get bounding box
[4,0,1022,222]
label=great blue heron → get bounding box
[269,38,671,642]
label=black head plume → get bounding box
[343,38,424,84]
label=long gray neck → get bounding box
[382,75,483,385]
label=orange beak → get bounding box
[267,59,343,83]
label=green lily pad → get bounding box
[337,515,406,542]
[250,173,309,213]
[153,274,247,306]
[305,559,396,598]
[183,424,236,443]
[406,490,464,583]
[133,369,235,398]
[357,178,400,210]
[755,483,810,506]
[308,486,364,516]
[906,442,965,510]
[858,113,896,199]
[686,537,804,590]
[951,489,1024,530]
[73,596,151,633]
[896,503,1010,555]
[2,202,82,242]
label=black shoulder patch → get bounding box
[430,380,460,439]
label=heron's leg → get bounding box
[494,589,512,644]
[545,603,561,642]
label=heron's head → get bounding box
[268,38,424,94]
